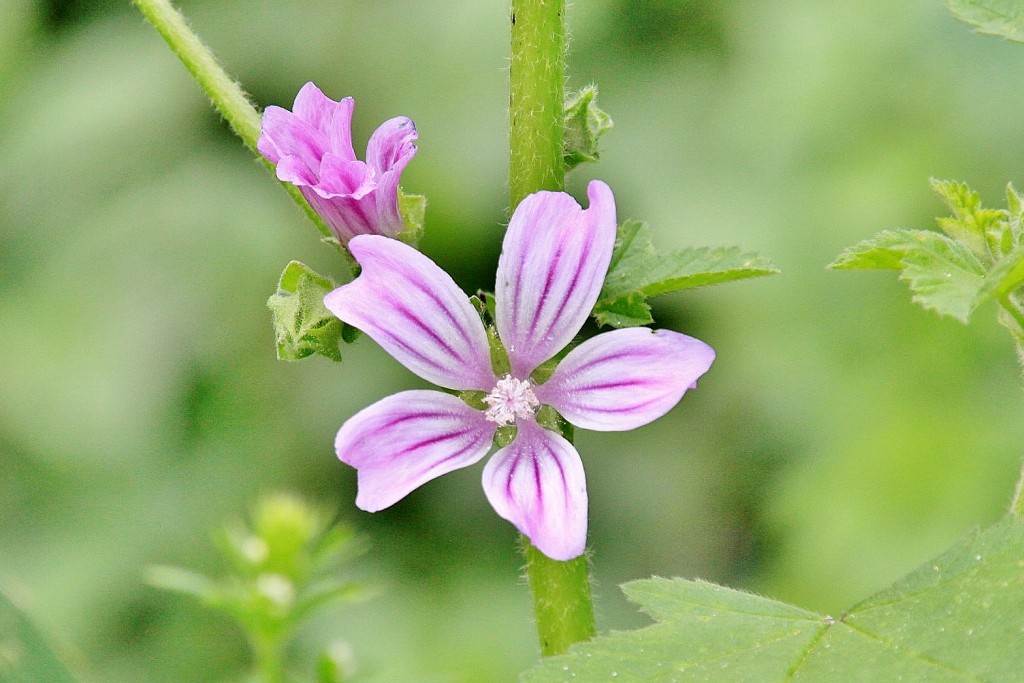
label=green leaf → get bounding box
[948,0,1024,44]
[593,221,778,328]
[0,591,76,683]
[397,189,427,247]
[267,261,345,362]
[524,515,1024,682]
[563,85,613,171]
[829,229,987,322]
[930,178,1008,260]
[592,292,653,328]
[976,243,1024,303]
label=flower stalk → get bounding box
[132,0,330,237]
[509,0,597,655]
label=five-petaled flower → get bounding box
[258,82,418,244]
[323,181,715,560]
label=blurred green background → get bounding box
[3,0,1024,680]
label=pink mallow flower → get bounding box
[258,82,417,243]
[323,181,715,560]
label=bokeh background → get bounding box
[3,0,1024,680]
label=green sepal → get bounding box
[830,229,987,322]
[948,0,1024,44]
[593,220,778,328]
[396,189,427,247]
[931,178,1008,261]
[563,85,613,172]
[267,261,346,362]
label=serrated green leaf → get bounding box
[0,591,76,683]
[592,293,653,328]
[267,261,344,362]
[830,229,988,322]
[524,515,1024,682]
[593,221,778,327]
[930,178,1008,260]
[1006,183,1024,244]
[948,0,1024,44]
[563,85,613,171]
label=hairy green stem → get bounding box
[510,0,596,656]
[133,0,330,237]
[509,0,566,209]
[522,537,596,656]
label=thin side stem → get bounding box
[510,0,597,656]
[999,295,1024,519]
[133,0,330,237]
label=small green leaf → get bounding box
[267,261,345,362]
[0,591,76,683]
[593,221,778,327]
[1006,183,1024,244]
[830,229,987,322]
[592,292,653,329]
[930,178,1008,260]
[524,515,1024,682]
[563,85,613,171]
[948,0,1024,44]
[397,190,427,247]
[976,243,1024,304]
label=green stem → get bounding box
[999,295,1024,519]
[522,537,596,656]
[510,0,596,656]
[132,0,330,238]
[510,0,566,209]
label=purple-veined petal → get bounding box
[315,154,373,198]
[274,155,318,188]
[366,116,418,175]
[337,390,496,511]
[292,82,337,133]
[481,419,587,560]
[324,235,496,391]
[495,180,617,378]
[258,106,327,171]
[535,328,715,431]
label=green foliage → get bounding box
[593,221,779,327]
[563,85,613,171]
[948,0,1024,43]
[524,515,1024,682]
[0,592,76,683]
[830,181,1024,325]
[267,261,346,362]
[397,189,427,247]
[148,494,369,683]
[830,230,987,322]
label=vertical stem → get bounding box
[132,0,330,238]
[510,0,566,208]
[510,0,596,656]
[522,538,596,656]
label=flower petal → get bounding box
[481,419,588,560]
[495,180,617,377]
[258,105,327,171]
[337,390,496,511]
[290,83,356,160]
[366,116,418,175]
[323,235,496,390]
[535,328,715,431]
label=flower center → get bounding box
[483,375,539,427]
